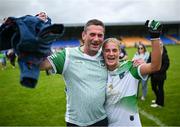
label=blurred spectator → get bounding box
[0,50,7,70]
[119,42,128,61]
[6,49,16,68]
[133,43,150,100]
[148,42,170,108]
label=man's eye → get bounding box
[90,33,96,37]
[98,34,103,38]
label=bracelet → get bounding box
[150,38,160,41]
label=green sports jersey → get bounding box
[105,60,147,126]
[48,47,108,126]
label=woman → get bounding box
[102,37,161,126]
[133,43,150,100]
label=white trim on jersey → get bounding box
[138,64,148,80]
[83,48,102,60]
[62,48,70,75]
[47,56,57,74]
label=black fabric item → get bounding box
[21,77,37,88]
[151,78,165,106]
[66,117,108,127]
[0,18,17,50]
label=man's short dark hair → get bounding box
[84,19,105,33]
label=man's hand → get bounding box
[145,20,162,39]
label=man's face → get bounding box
[103,41,120,71]
[82,25,104,56]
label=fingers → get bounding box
[132,58,145,67]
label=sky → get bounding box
[0,0,180,25]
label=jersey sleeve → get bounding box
[47,49,66,74]
[129,61,148,80]
[138,64,148,80]
[129,65,141,80]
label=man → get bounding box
[148,42,170,108]
[40,19,108,126]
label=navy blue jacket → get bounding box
[0,15,64,88]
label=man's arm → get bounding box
[40,49,66,74]
[140,20,162,75]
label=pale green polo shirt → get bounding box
[48,47,108,126]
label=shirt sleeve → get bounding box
[137,64,148,80]
[129,62,148,80]
[47,49,66,74]
[129,65,141,80]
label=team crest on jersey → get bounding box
[119,72,125,79]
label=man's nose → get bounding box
[94,35,100,41]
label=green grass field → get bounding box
[0,45,180,126]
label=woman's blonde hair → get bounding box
[102,38,120,51]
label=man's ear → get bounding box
[82,31,86,41]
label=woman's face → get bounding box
[138,46,145,54]
[103,41,120,71]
